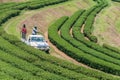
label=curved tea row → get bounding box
[48,0,120,76]
[0,0,96,80]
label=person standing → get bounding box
[21,24,27,40]
[32,26,38,35]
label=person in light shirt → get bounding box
[32,26,38,35]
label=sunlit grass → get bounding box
[93,2,120,47]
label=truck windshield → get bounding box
[31,37,44,42]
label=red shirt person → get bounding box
[21,24,27,40]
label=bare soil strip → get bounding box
[81,24,90,41]
[70,28,73,37]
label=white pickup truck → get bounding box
[22,35,50,52]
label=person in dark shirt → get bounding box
[21,24,27,40]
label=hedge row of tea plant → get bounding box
[59,0,120,70]
[0,26,119,79]
[103,44,120,54]
[0,0,120,79]
[60,10,120,68]
[48,16,120,76]
[0,71,17,80]
[72,8,120,61]
[0,0,70,10]
[0,36,97,80]
[0,27,120,79]
[0,0,70,26]
[71,0,120,61]
[0,50,68,80]
[0,58,44,80]
[0,10,20,26]
[83,1,108,43]
[112,0,120,2]
[0,0,95,80]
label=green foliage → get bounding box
[0,0,70,10]
[0,38,69,80]
[0,0,120,79]
[1,15,120,79]
[103,44,120,54]
[0,0,70,26]
[0,10,20,25]
[0,2,16,10]
[73,15,120,60]
[60,9,120,72]
[48,16,120,76]
[3,32,120,80]
[112,0,120,2]
[0,71,17,80]
[72,1,120,62]
[83,2,108,43]
[0,35,97,80]
[0,59,43,80]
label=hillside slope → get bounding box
[93,1,120,48]
[0,0,120,80]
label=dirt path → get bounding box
[70,28,73,37]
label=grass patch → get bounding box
[93,2,120,47]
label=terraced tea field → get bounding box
[0,0,120,80]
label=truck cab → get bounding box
[25,35,50,52]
